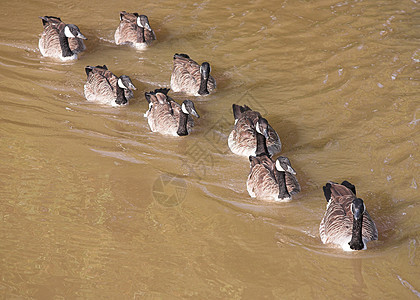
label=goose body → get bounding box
[144,89,199,136]
[83,65,136,106]
[170,53,216,96]
[319,181,378,251]
[114,11,156,49]
[228,104,281,157]
[246,118,299,201]
[38,16,87,61]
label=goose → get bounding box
[83,65,136,106]
[38,16,87,61]
[228,104,281,157]
[170,53,216,96]
[246,117,299,201]
[144,88,199,136]
[319,181,378,251]
[114,11,156,48]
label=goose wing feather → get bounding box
[146,93,183,135]
[320,195,353,244]
[115,12,140,45]
[247,156,279,200]
[362,210,378,241]
[171,55,200,93]
[285,173,301,195]
[84,67,118,102]
[229,111,260,156]
[39,18,65,57]
[171,55,215,94]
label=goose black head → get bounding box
[137,15,152,31]
[64,24,87,40]
[351,198,365,220]
[200,62,211,80]
[255,117,269,139]
[275,156,297,175]
[181,100,200,118]
[118,75,136,90]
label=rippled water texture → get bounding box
[0,0,419,298]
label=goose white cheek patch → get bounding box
[181,103,189,114]
[64,26,76,38]
[137,18,143,27]
[276,160,285,172]
[255,122,261,134]
[118,78,126,89]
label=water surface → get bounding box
[0,0,419,298]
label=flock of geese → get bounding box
[38,12,378,251]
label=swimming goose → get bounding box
[228,104,281,157]
[246,117,299,201]
[144,88,199,136]
[170,53,216,96]
[38,16,87,61]
[84,65,136,106]
[319,181,378,251]
[114,11,156,48]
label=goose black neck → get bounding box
[255,131,269,156]
[58,29,74,57]
[177,111,189,136]
[139,27,146,43]
[137,26,145,43]
[349,215,364,250]
[277,171,290,200]
[198,76,209,95]
[141,28,146,43]
[115,85,128,105]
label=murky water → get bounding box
[1,0,419,298]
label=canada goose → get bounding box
[246,117,299,201]
[84,65,136,106]
[170,53,216,96]
[319,181,378,251]
[228,104,281,157]
[144,88,199,136]
[114,11,156,48]
[38,16,87,61]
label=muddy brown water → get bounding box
[0,0,419,298]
